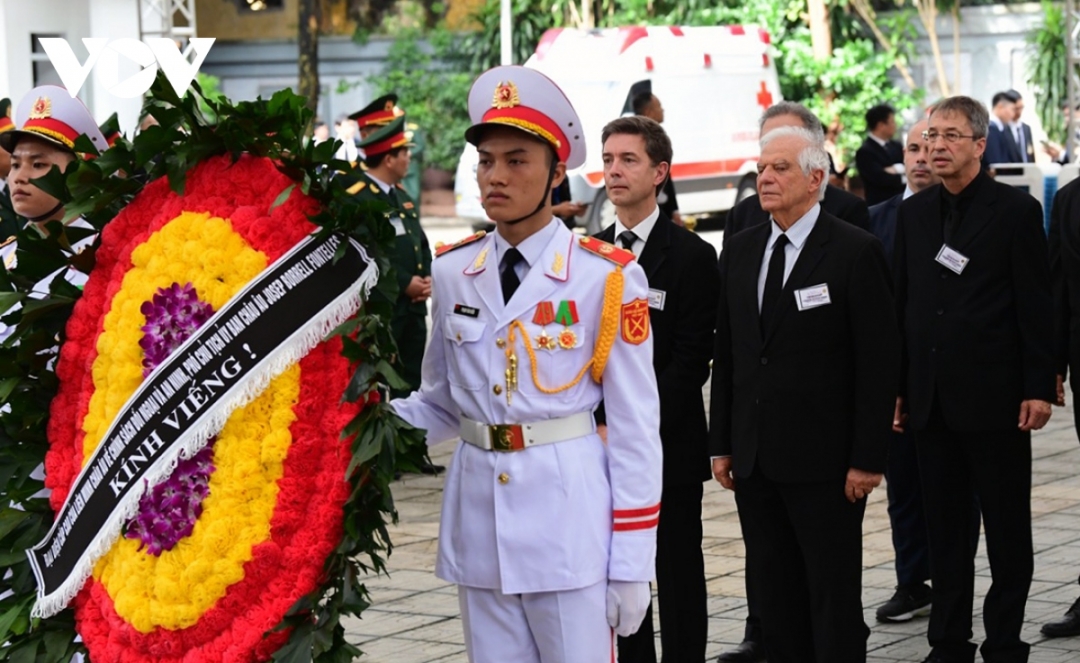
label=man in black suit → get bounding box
[894,96,1054,663]
[985,92,1021,166]
[855,104,906,205]
[723,102,868,255]
[717,100,869,663]
[868,118,940,622]
[594,115,719,663]
[711,125,899,663]
[1006,90,1036,164]
[1043,176,1080,637]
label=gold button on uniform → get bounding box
[498,473,510,485]
[496,338,505,348]
[493,385,503,395]
[456,332,462,341]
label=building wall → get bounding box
[196,0,301,42]
[0,0,150,138]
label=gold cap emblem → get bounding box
[29,96,52,120]
[492,81,520,109]
[384,100,395,111]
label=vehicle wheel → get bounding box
[585,188,617,235]
[735,174,757,203]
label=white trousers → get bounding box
[458,581,613,663]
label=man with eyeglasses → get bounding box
[893,96,1054,663]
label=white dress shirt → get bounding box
[757,203,820,310]
[493,217,560,283]
[612,205,660,258]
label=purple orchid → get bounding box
[127,283,217,555]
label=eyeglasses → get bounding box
[922,130,977,144]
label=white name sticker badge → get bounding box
[795,284,832,311]
[648,288,666,311]
[935,244,970,275]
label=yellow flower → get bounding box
[87,213,301,632]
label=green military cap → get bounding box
[358,115,414,157]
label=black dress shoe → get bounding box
[1042,596,1080,637]
[717,639,765,663]
[419,462,445,475]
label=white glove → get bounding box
[605,581,651,637]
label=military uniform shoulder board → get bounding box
[578,236,635,266]
[0,235,15,249]
[435,230,486,257]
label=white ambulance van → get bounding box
[454,25,782,232]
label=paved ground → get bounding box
[342,218,1080,662]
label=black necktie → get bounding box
[501,248,524,304]
[943,201,960,244]
[760,234,789,334]
[617,230,638,251]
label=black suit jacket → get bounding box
[722,185,868,249]
[867,193,903,262]
[985,122,1020,165]
[709,210,899,482]
[894,173,1055,431]
[1049,178,1080,378]
[855,136,906,205]
[597,214,719,485]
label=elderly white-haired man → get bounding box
[710,125,900,663]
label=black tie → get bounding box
[760,234,789,334]
[617,230,638,251]
[943,201,960,244]
[501,248,524,304]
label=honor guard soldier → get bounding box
[391,66,662,662]
[348,116,432,397]
[0,86,107,341]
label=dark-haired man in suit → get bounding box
[985,92,1021,166]
[855,103,906,205]
[723,102,868,256]
[894,95,1054,663]
[595,115,719,663]
[711,124,898,663]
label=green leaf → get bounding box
[271,184,296,210]
[271,621,314,663]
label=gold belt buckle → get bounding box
[490,424,525,452]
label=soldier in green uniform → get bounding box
[0,98,19,241]
[349,116,432,398]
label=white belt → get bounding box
[459,411,596,452]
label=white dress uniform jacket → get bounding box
[392,219,663,594]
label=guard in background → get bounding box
[348,116,431,398]
[391,65,662,663]
[0,98,18,240]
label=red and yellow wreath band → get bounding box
[45,154,366,662]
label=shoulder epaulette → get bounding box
[577,236,635,266]
[436,231,486,257]
[0,235,15,249]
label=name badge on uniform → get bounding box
[648,288,666,311]
[390,217,406,236]
[795,284,831,311]
[935,244,970,275]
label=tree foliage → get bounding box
[368,28,473,172]
[1027,0,1068,144]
